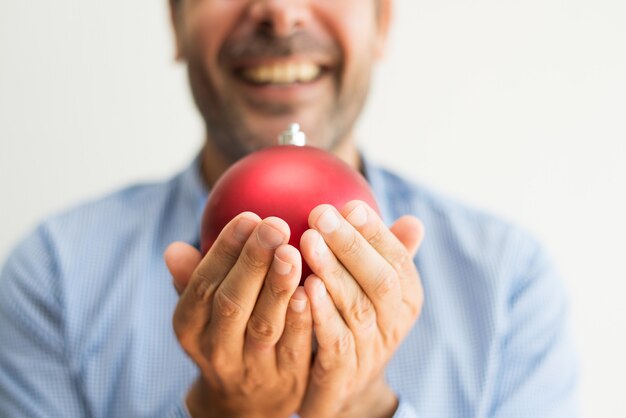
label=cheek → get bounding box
[183,2,243,74]
[315,2,378,75]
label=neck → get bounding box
[200,134,361,190]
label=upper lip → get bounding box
[219,30,342,78]
[229,56,334,73]
[228,57,334,87]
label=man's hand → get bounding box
[298,201,425,418]
[164,213,313,418]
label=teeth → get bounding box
[241,62,322,85]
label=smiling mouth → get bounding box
[234,61,327,86]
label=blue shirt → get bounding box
[0,156,579,417]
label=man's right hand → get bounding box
[164,212,313,418]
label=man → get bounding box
[0,0,578,417]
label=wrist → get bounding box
[185,378,214,418]
[336,378,398,418]
[373,383,399,418]
[185,378,293,418]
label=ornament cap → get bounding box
[279,123,306,146]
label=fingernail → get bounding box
[273,254,293,275]
[257,223,285,249]
[234,218,257,243]
[317,207,339,234]
[346,204,368,227]
[290,287,308,312]
[289,298,307,313]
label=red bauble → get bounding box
[200,143,379,283]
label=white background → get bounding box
[1,0,624,416]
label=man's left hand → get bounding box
[298,201,425,418]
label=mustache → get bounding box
[219,31,340,63]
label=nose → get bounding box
[247,0,310,37]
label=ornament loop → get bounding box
[279,123,306,146]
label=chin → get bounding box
[243,115,311,143]
[230,106,342,154]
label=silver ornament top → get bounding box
[279,123,306,146]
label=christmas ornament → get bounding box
[201,123,379,283]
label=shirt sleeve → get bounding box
[0,227,88,417]
[488,238,579,417]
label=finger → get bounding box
[207,217,290,365]
[300,228,378,339]
[340,201,424,279]
[301,275,355,418]
[389,215,425,258]
[341,201,425,337]
[341,202,425,322]
[308,204,403,319]
[244,244,302,370]
[164,241,202,294]
[301,228,377,379]
[305,275,353,359]
[191,212,261,303]
[390,216,424,318]
[276,286,312,376]
[172,212,259,357]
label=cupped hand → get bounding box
[298,201,425,418]
[164,213,313,418]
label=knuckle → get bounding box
[286,310,311,332]
[339,232,362,258]
[239,249,269,275]
[402,278,424,320]
[213,289,244,320]
[277,344,302,365]
[247,314,280,345]
[268,277,292,299]
[330,331,353,356]
[393,250,415,275]
[208,348,235,379]
[192,272,214,302]
[349,296,376,331]
[312,355,336,380]
[240,369,264,396]
[329,261,346,280]
[214,239,242,264]
[407,289,424,319]
[365,226,386,248]
[384,325,405,348]
[312,353,353,388]
[373,267,398,297]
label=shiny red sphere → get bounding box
[200,145,379,283]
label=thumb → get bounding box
[389,216,425,257]
[164,241,203,294]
